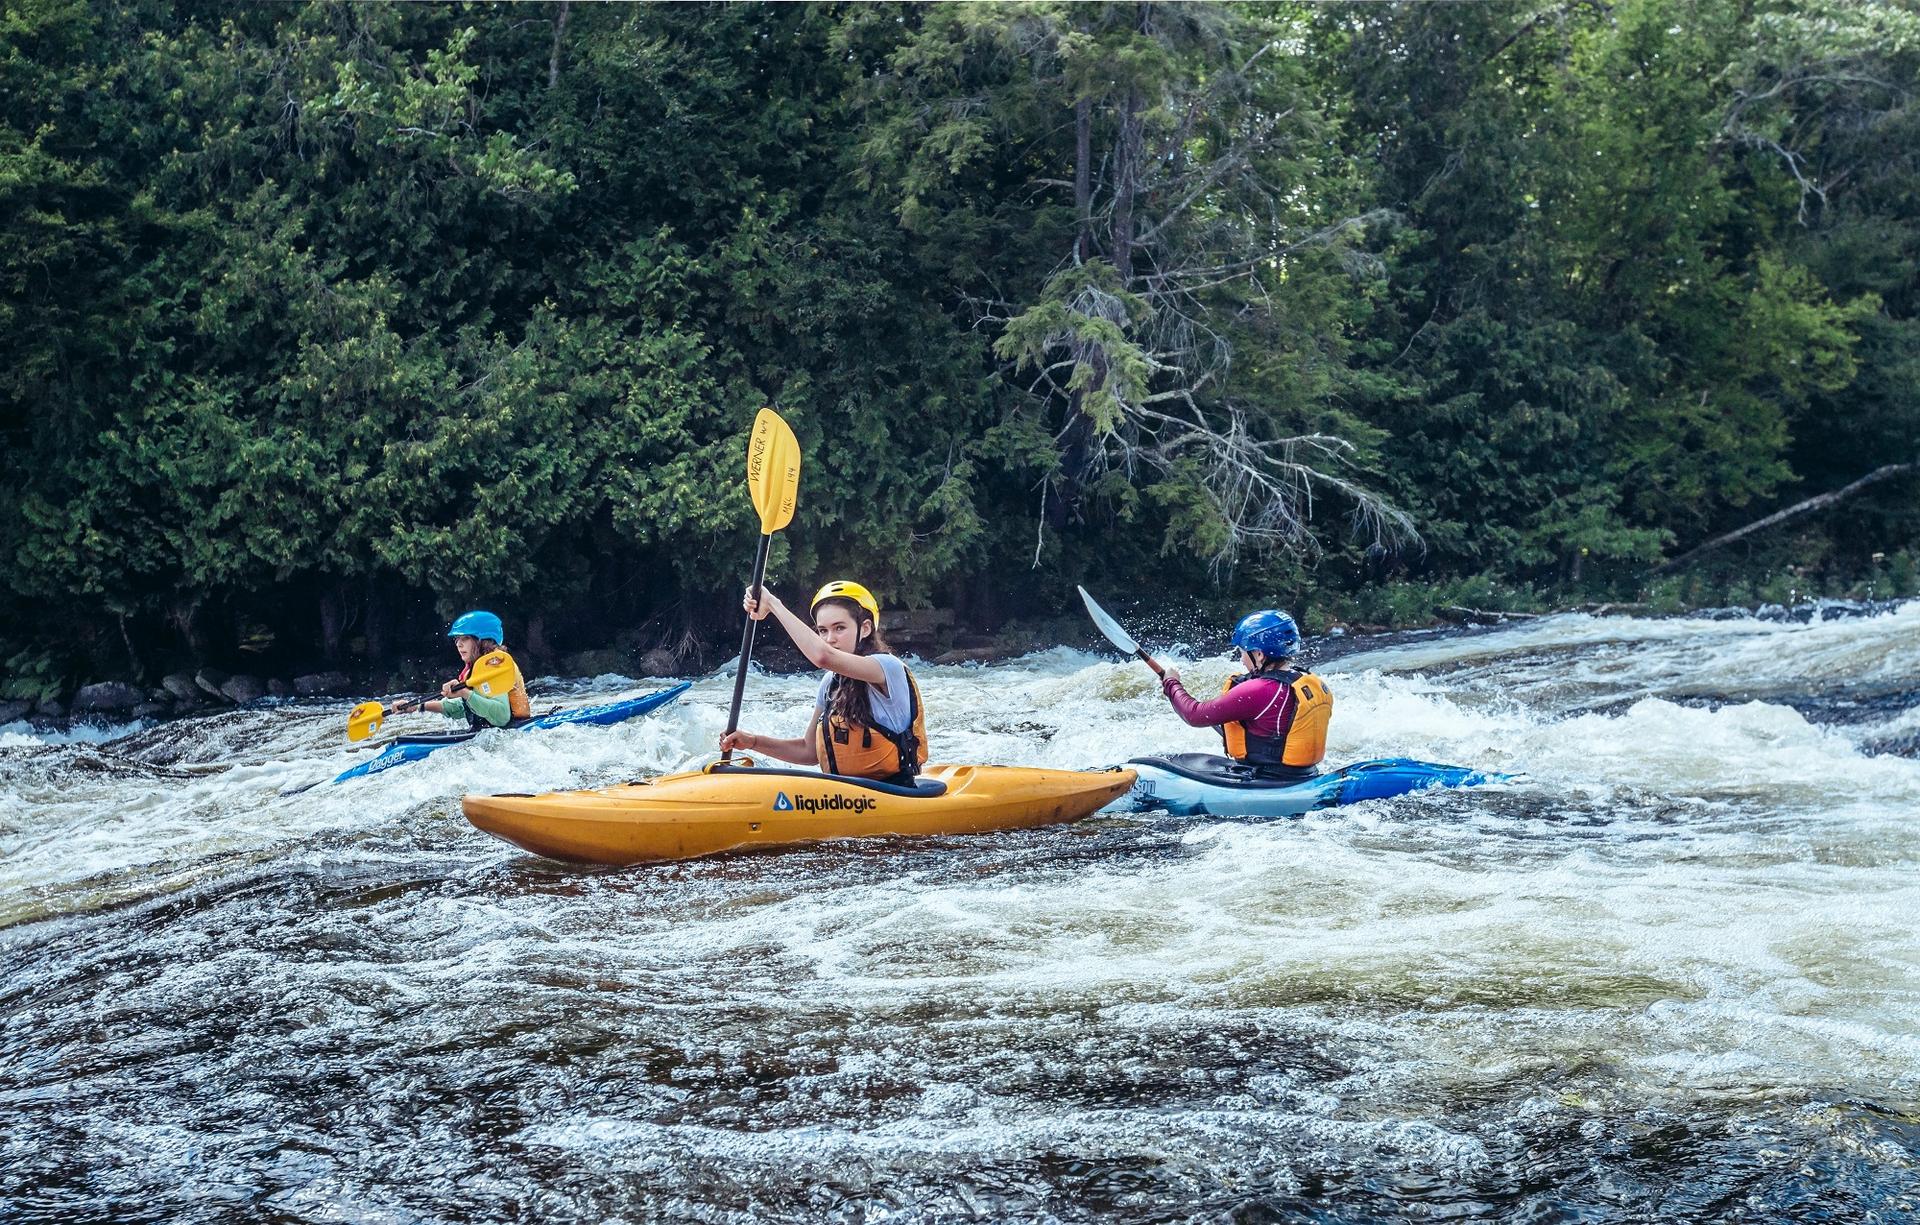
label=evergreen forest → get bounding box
[4,0,1917,697]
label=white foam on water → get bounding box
[0,718,146,747]
[0,681,714,925]
[6,610,1920,1200]
[1334,602,1920,709]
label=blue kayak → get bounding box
[329,682,691,786]
[1116,752,1513,818]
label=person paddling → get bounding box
[1158,609,1331,781]
[397,610,532,730]
[718,580,928,784]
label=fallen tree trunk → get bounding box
[1653,462,1914,576]
[1439,606,1541,623]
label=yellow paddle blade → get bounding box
[745,407,801,535]
[346,701,386,742]
[463,651,522,699]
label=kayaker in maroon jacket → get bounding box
[1158,609,1332,781]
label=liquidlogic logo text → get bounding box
[772,791,877,815]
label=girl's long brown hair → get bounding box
[817,596,893,728]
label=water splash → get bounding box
[4,605,1919,1222]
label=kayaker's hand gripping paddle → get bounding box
[721,408,802,763]
[1078,585,1165,678]
[339,652,514,737]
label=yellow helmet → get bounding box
[810,579,880,625]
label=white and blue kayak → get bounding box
[329,681,690,786]
[1115,752,1513,818]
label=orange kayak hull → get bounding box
[461,762,1137,865]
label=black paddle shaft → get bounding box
[720,532,773,760]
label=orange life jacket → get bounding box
[458,647,532,728]
[1219,668,1331,769]
[813,666,929,783]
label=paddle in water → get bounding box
[720,408,802,762]
[1077,585,1165,677]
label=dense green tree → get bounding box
[1317,0,1888,587]
[849,2,1412,579]
[0,0,1913,690]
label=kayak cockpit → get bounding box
[1126,753,1320,790]
[706,761,949,798]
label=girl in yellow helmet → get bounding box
[718,580,929,784]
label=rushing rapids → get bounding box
[4,605,1918,1222]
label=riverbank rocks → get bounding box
[882,607,956,653]
[161,672,201,703]
[131,702,171,720]
[267,678,294,699]
[562,648,631,677]
[293,671,351,697]
[0,699,31,724]
[73,681,144,714]
[639,649,679,677]
[35,696,65,719]
[218,674,267,705]
[194,667,231,700]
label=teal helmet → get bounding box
[1231,609,1300,659]
[448,610,503,642]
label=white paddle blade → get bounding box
[1077,585,1140,657]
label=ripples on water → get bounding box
[4,605,1919,1222]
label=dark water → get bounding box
[5,608,1919,1222]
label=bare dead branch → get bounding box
[1653,463,1915,574]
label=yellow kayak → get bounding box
[462,761,1137,865]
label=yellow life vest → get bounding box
[460,648,532,724]
[1219,668,1331,769]
[813,666,929,782]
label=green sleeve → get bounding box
[460,687,514,728]
[439,697,471,724]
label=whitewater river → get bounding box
[4,605,1917,1222]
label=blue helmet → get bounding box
[447,610,504,642]
[1231,609,1300,660]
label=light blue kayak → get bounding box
[1115,752,1514,818]
[329,682,691,786]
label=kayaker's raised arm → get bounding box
[744,587,889,687]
